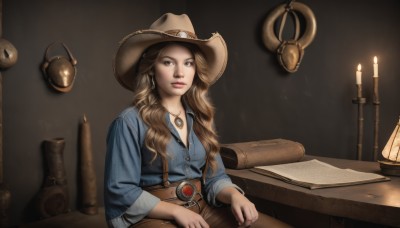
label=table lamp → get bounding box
[379,116,400,176]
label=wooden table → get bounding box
[226,155,400,227]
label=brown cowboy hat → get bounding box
[113,13,228,91]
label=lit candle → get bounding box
[373,56,378,77]
[372,56,380,161]
[356,64,362,85]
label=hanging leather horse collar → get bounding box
[262,1,316,73]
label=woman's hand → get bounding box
[230,191,258,227]
[148,201,209,228]
[173,206,209,228]
[217,187,258,227]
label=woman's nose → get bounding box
[174,65,184,78]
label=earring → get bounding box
[151,77,155,89]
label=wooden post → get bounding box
[0,0,12,226]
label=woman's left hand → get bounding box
[217,187,259,227]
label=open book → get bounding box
[251,159,390,189]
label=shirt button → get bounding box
[185,157,190,161]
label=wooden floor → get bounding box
[19,207,108,228]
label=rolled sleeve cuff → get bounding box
[208,178,244,207]
[108,191,160,227]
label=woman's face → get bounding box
[154,44,195,99]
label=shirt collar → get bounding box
[183,101,195,117]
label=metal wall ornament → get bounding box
[41,42,77,93]
[262,0,317,73]
[0,38,18,69]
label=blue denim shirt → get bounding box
[104,106,239,226]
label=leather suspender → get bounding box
[161,154,209,187]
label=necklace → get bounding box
[168,111,184,129]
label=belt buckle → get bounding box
[176,181,196,202]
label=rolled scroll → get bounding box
[220,138,305,169]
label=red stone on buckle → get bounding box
[176,181,196,202]
[182,185,193,197]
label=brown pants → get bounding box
[132,199,291,228]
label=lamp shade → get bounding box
[382,117,400,162]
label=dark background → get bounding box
[2,0,399,225]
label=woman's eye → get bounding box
[163,60,173,66]
[185,61,194,67]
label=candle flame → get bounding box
[374,56,378,64]
[357,64,361,71]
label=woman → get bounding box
[105,13,290,228]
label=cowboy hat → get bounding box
[113,13,228,91]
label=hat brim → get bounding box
[113,30,228,92]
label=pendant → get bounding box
[174,116,184,129]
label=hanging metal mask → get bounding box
[0,38,18,69]
[262,1,316,73]
[42,42,77,93]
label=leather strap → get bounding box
[278,2,300,43]
[202,155,210,184]
[161,156,170,187]
[161,151,210,186]
[165,29,198,39]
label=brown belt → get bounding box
[144,179,203,210]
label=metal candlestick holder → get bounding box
[373,77,380,161]
[352,84,366,160]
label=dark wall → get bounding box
[2,0,161,224]
[186,0,400,160]
[2,0,400,226]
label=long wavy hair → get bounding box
[132,42,220,174]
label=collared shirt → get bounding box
[104,106,240,226]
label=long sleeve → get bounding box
[203,152,244,207]
[104,110,160,223]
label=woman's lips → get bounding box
[172,82,186,88]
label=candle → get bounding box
[373,56,379,77]
[80,114,98,215]
[372,56,380,161]
[356,64,362,85]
